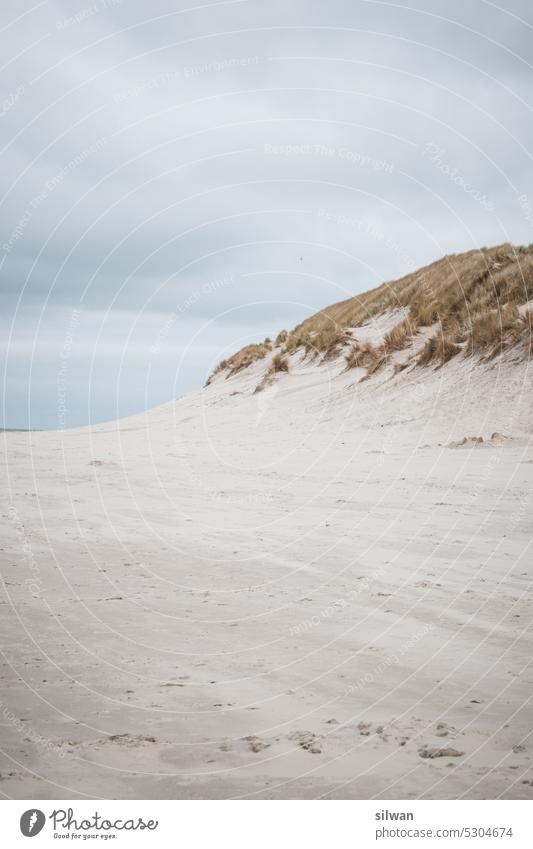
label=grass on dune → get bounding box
[208,243,533,383]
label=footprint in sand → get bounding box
[107,734,157,746]
[242,735,270,753]
[88,459,117,467]
[375,724,389,741]
[289,732,322,754]
[435,722,457,738]
[418,745,464,759]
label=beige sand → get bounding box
[1,338,532,799]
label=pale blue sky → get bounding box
[1,0,532,429]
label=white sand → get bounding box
[1,343,532,799]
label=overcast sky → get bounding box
[1,0,532,429]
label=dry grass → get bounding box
[254,352,290,393]
[286,243,533,359]
[270,352,289,373]
[344,342,385,371]
[383,316,417,352]
[207,243,533,382]
[362,353,389,379]
[522,310,533,355]
[467,303,520,357]
[417,333,461,367]
[285,324,346,357]
[208,339,271,382]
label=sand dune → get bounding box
[1,323,532,799]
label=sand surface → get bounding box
[1,346,532,799]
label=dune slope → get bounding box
[1,248,532,800]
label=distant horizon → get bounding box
[2,0,532,431]
[4,237,531,431]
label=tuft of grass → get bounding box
[363,352,389,378]
[204,358,228,385]
[270,352,289,373]
[344,342,386,373]
[254,351,290,393]
[383,316,417,352]
[417,333,461,367]
[466,303,521,358]
[218,342,271,379]
[521,309,533,355]
[410,299,439,327]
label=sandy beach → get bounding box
[1,330,532,799]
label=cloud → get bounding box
[1,0,532,427]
